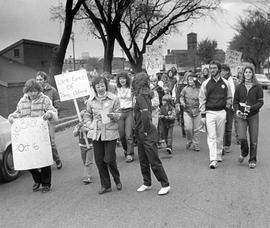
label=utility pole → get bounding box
[58,0,63,41]
[267,56,270,77]
[71,32,76,71]
[121,49,125,70]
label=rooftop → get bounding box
[0,39,58,56]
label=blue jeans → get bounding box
[118,109,134,156]
[80,146,94,178]
[183,112,201,146]
[49,122,61,162]
[159,120,174,149]
[237,113,259,163]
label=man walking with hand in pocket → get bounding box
[36,71,63,169]
[199,61,232,169]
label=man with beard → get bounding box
[199,61,232,169]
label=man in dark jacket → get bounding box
[36,71,62,169]
[199,61,232,169]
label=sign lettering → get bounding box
[11,117,53,170]
[54,69,91,101]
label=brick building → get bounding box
[165,33,198,71]
[0,39,58,118]
[0,56,37,118]
[0,39,58,73]
[165,33,225,72]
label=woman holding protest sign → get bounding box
[85,76,122,195]
[8,79,58,193]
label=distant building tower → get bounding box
[81,52,90,59]
[187,32,197,70]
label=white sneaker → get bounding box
[209,160,218,169]
[137,185,152,192]
[158,186,171,195]
[238,155,244,163]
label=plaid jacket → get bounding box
[8,93,58,122]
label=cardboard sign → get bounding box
[143,45,163,76]
[11,117,53,170]
[54,69,91,101]
[225,49,242,66]
[225,49,243,76]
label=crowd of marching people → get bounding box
[8,59,264,195]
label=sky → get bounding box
[0,0,253,59]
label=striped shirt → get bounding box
[9,93,58,121]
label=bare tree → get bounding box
[230,10,270,73]
[116,0,220,72]
[81,0,134,73]
[49,0,85,87]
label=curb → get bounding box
[57,115,77,125]
[55,117,79,132]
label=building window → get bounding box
[14,49,20,58]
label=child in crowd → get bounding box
[174,72,189,137]
[73,110,94,184]
[163,86,170,96]
[180,73,201,151]
[159,94,176,154]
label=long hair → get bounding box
[116,72,131,88]
[132,72,153,97]
[242,66,258,84]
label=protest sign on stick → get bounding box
[54,69,91,102]
[225,49,242,76]
[143,45,163,76]
[55,69,91,148]
[11,117,53,170]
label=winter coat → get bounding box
[85,92,120,141]
[180,85,200,117]
[8,92,58,122]
[233,83,264,118]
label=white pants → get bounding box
[206,110,226,161]
[152,108,159,128]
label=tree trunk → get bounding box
[254,61,261,73]
[49,10,74,88]
[103,35,115,73]
[130,53,144,73]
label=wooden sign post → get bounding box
[54,69,91,148]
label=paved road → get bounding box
[1,91,270,228]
